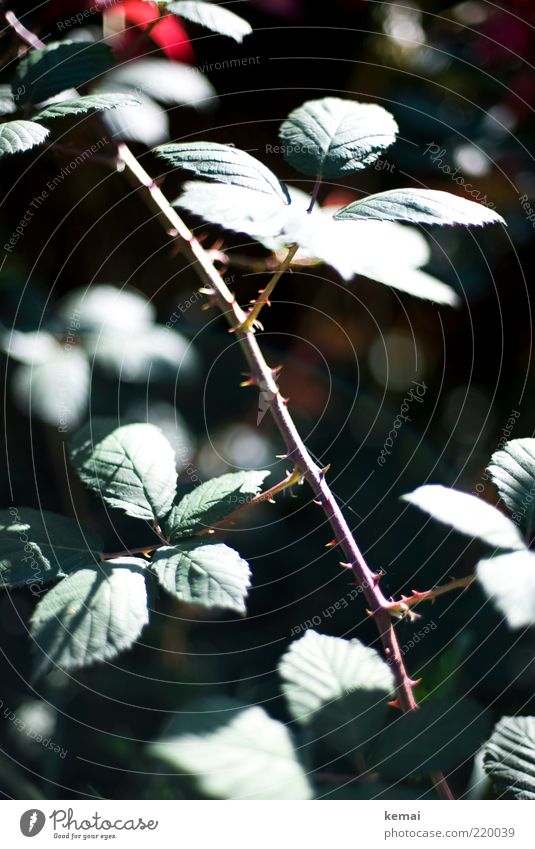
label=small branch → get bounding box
[237,243,299,332]
[205,466,304,534]
[100,544,161,561]
[219,250,318,273]
[385,575,475,617]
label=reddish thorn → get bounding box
[409,678,422,687]
[388,699,402,710]
[325,538,338,548]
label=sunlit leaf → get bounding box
[174,180,288,238]
[157,141,289,201]
[0,120,49,158]
[34,92,140,120]
[335,188,505,227]
[152,541,251,613]
[280,631,394,752]
[402,485,525,551]
[487,438,535,532]
[31,558,149,677]
[71,420,177,521]
[477,550,535,628]
[150,704,312,799]
[278,98,398,177]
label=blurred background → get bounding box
[1,0,534,799]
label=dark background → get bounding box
[1,0,534,799]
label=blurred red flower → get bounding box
[98,0,195,62]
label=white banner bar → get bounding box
[1,799,533,848]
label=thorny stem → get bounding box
[204,466,305,533]
[237,243,299,332]
[5,8,457,800]
[115,148,454,799]
[120,159,456,802]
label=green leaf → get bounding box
[156,142,288,202]
[31,558,149,677]
[164,470,270,539]
[372,698,491,777]
[335,188,505,227]
[34,92,140,120]
[402,485,525,551]
[483,716,535,799]
[0,120,49,158]
[149,704,312,799]
[85,325,198,383]
[166,1,252,43]
[12,41,114,105]
[12,345,90,429]
[487,438,535,532]
[102,58,216,108]
[0,507,102,590]
[55,284,155,334]
[477,550,535,629]
[174,180,288,238]
[151,541,251,613]
[279,631,394,752]
[278,97,398,178]
[70,420,177,521]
